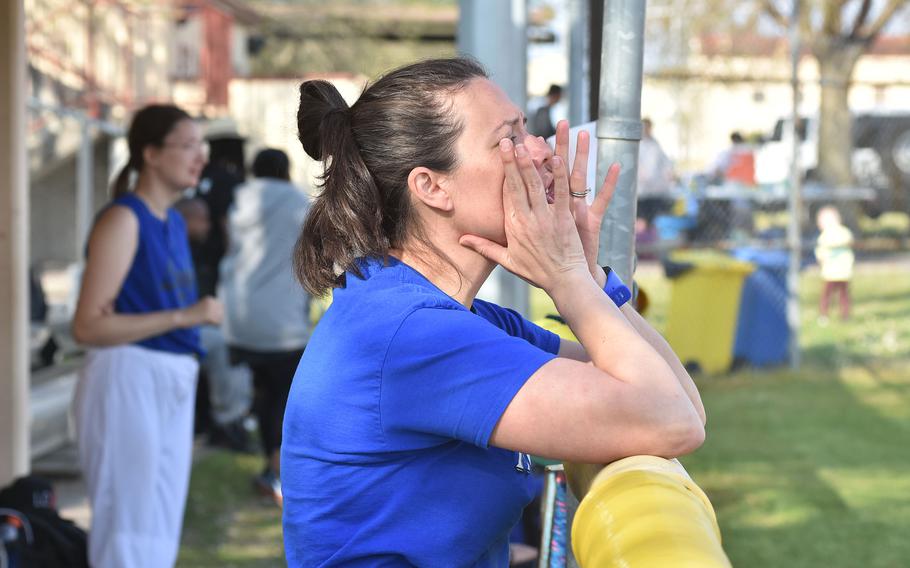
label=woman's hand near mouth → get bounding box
[459,138,589,292]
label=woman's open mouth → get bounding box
[544,175,555,204]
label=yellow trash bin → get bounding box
[665,250,754,374]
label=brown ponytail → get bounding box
[111,162,134,200]
[294,57,487,296]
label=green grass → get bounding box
[682,366,910,568]
[178,451,284,567]
[654,263,910,568]
[180,260,910,567]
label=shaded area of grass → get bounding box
[178,451,284,567]
[682,365,910,568]
[645,262,910,568]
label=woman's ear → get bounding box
[407,167,453,212]
[143,145,162,170]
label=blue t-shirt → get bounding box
[282,256,560,567]
[108,193,202,356]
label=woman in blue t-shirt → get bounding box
[71,105,222,568]
[283,58,707,567]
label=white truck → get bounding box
[755,113,910,213]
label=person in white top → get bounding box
[815,206,855,322]
[219,148,312,504]
[637,118,676,224]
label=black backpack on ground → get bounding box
[0,476,88,568]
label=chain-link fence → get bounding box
[628,0,910,372]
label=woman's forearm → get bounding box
[548,273,679,389]
[619,304,707,425]
[72,309,190,347]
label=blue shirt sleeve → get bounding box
[472,299,561,354]
[380,306,557,449]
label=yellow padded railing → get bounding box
[571,455,731,568]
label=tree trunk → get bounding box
[815,45,863,188]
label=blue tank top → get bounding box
[109,193,202,356]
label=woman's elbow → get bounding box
[679,417,706,455]
[71,318,85,344]
[71,316,98,345]
[660,415,705,457]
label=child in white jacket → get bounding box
[815,206,854,322]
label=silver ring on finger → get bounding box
[570,188,591,198]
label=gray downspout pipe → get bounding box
[568,0,590,126]
[786,0,802,369]
[595,0,646,283]
[457,0,530,316]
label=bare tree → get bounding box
[760,0,909,188]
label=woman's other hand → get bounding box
[553,120,620,288]
[182,296,223,327]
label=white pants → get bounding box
[74,345,198,568]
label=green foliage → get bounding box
[245,1,458,79]
[858,212,910,239]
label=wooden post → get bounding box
[0,0,30,485]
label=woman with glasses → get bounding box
[72,104,222,568]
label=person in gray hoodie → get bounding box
[219,148,311,505]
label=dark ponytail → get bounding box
[111,161,134,200]
[294,57,488,296]
[111,104,192,199]
[295,81,387,295]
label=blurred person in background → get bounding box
[175,198,254,453]
[71,105,222,568]
[708,131,757,238]
[710,131,756,186]
[220,148,312,505]
[190,119,247,297]
[636,118,676,226]
[529,83,563,139]
[815,205,855,323]
[174,198,215,296]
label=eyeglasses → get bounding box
[162,140,209,154]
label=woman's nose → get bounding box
[526,135,553,167]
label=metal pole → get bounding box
[537,463,563,568]
[457,0,527,113]
[596,0,647,283]
[559,3,647,565]
[786,0,802,369]
[568,0,589,126]
[458,0,530,315]
[0,0,31,484]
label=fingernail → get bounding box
[500,139,511,151]
[552,156,562,167]
[515,144,528,157]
